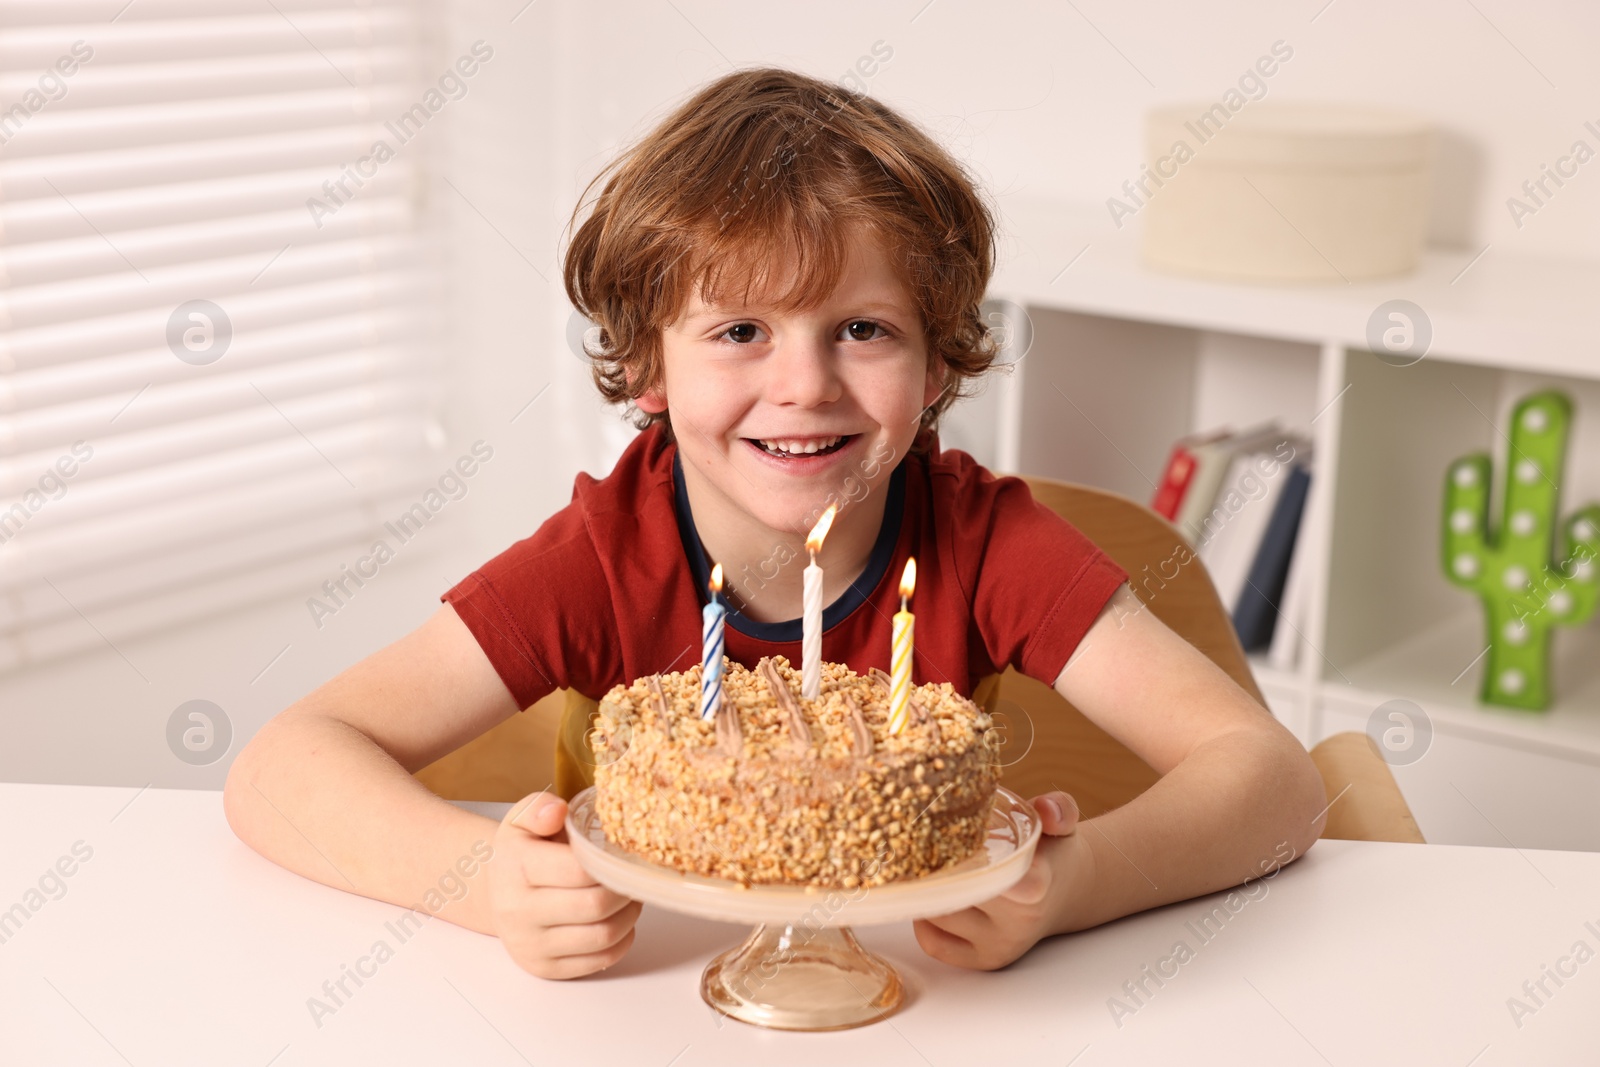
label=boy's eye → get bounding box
[714,320,890,344]
[844,319,886,341]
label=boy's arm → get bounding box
[915,583,1326,969]
[223,603,523,936]
[1046,582,1327,933]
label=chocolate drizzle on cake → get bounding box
[646,674,672,737]
[757,656,811,757]
[842,693,873,757]
[715,700,742,758]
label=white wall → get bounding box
[548,0,1600,262]
[6,0,1597,788]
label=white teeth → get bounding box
[758,435,842,455]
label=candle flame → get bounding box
[710,562,723,594]
[805,504,839,555]
[899,557,917,600]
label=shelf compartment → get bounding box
[1322,348,1600,687]
[1002,306,1318,506]
[1324,612,1600,765]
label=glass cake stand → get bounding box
[565,786,1042,1031]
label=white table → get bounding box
[2,783,1596,1065]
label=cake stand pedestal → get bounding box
[565,786,1042,1032]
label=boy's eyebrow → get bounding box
[688,299,913,320]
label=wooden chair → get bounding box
[1000,477,1423,844]
[416,476,1424,845]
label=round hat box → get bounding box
[1140,102,1434,283]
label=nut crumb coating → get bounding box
[589,656,1001,888]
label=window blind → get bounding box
[0,0,442,671]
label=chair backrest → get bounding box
[1024,477,1266,703]
[995,476,1268,815]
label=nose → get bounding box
[765,330,843,408]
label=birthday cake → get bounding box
[587,655,1002,888]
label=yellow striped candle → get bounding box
[887,557,917,734]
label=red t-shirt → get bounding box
[442,425,1128,709]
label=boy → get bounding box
[225,67,1326,981]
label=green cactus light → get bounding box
[1441,389,1600,710]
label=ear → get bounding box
[624,360,668,414]
[634,386,668,414]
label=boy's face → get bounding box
[649,227,943,537]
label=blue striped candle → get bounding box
[700,563,726,720]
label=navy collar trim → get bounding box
[671,450,906,643]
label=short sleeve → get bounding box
[441,502,621,711]
[963,472,1129,685]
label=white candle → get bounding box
[801,504,838,700]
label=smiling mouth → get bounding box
[748,434,857,458]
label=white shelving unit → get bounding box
[949,197,1600,851]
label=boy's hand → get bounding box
[487,791,643,980]
[913,790,1087,970]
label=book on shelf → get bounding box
[1150,427,1233,521]
[1233,457,1312,651]
[1196,440,1295,616]
[1156,421,1313,653]
[1267,466,1320,672]
[1174,421,1283,546]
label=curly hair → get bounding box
[561,66,1000,451]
